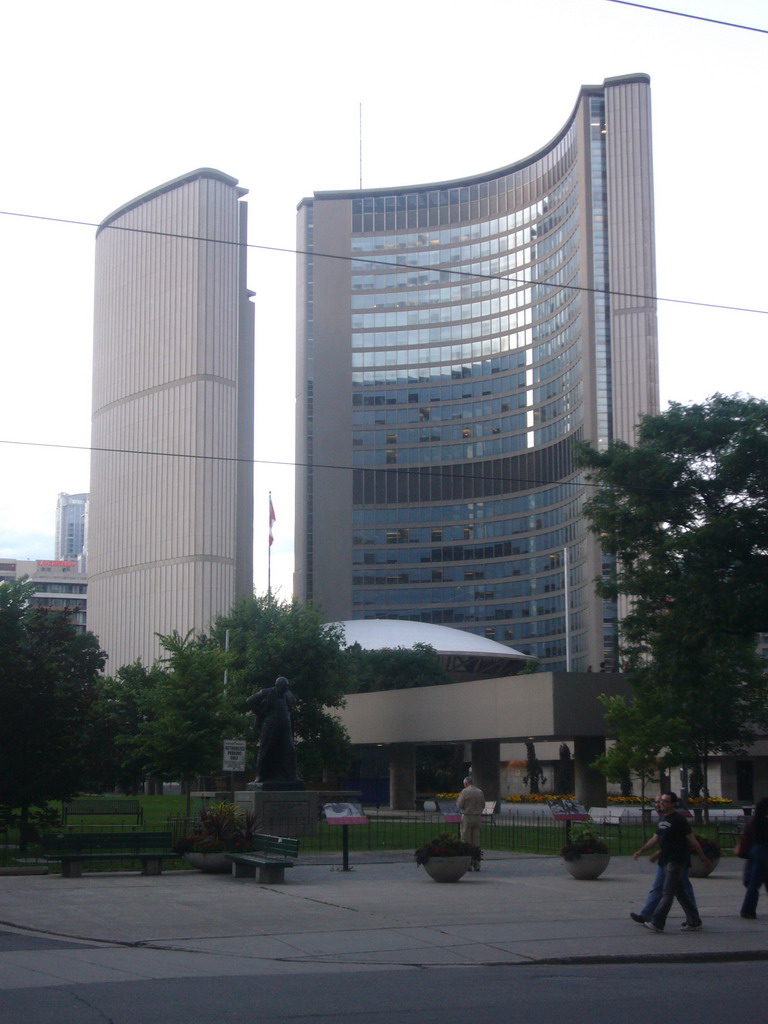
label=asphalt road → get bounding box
[2,961,765,1024]
[1,851,765,1023]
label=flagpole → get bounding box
[268,492,276,598]
[268,491,272,597]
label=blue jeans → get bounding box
[640,863,698,920]
[651,862,702,930]
[740,843,768,917]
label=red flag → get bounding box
[269,497,276,547]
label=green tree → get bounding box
[631,633,768,811]
[345,642,451,692]
[593,693,678,817]
[579,395,768,817]
[578,394,768,645]
[137,631,228,814]
[212,596,353,783]
[89,662,166,794]
[0,579,106,818]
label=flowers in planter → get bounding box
[173,802,261,856]
[503,793,576,804]
[688,797,732,807]
[560,826,610,862]
[414,831,482,866]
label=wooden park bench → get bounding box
[587,807,623,830]
[225,833,300,884]
[62,799,144,826]
[498,802,555,819]
[709,808,747,845]
[584,807,625,847]
[42,831,175,878]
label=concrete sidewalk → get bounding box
[0,853,765,991]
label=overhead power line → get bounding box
[0,434,739,498]
[0,208,765,318]
[604,0,768,34]
[0,437,591,493]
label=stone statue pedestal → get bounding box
[235,790,318,838]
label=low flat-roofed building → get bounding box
[1,558,88,633]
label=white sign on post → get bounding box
[222,739,246,772]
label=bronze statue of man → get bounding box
[245,676,303,788]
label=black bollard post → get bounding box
[342,824,350,871]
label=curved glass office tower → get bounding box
[89,169,254,670]
[295,75,658,671]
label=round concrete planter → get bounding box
[562,852,611,880]
[689,854,720,878]
[422,856,472,882]
[184,852,230,873]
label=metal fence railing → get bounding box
[164,810,636,857]
[1,809,724,870]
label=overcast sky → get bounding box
[1,0,766,599]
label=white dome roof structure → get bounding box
[328,619,533,680]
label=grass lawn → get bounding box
[55,794,212,828]
[0,795,731,869]
[55,796,732,852]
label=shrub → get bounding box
[560,826,610,862]
[172,801,261,856]
[414,831,482,866]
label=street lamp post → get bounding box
[564,545,572,671]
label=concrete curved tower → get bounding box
[295,75,658,671]
[89,169,254,670]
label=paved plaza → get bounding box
[0,851,765,992]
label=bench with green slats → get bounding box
[225,833,300,883]
[42,831,175,877]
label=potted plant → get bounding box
[560,826,611,879]
[174,802,261,872]
[689,835,721,877]
[414,831,481,882]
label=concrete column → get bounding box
[573,736,607,808]
[469,740,500,802]
[388,743,416,810]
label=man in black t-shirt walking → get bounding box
[633,791,711,932]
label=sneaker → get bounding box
[630,913,647,924]
[680,922,702,931]
[741,912,757,919]
[644,921,664,933]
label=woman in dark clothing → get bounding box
[740,797,768,919]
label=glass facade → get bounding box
[347,137,583,662]
[55,492,88,562]
[296,76,658,672]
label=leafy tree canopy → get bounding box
[578,394,768,647]
[345,642,451,692]
[594,692,682,801]
[632,632,768,766]
[211,596,353,781]
[89,661,169,795]
[137,631,228,791]
[579,395,768,806]
[0,579,106,815]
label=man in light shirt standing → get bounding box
[457,776,485,871]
